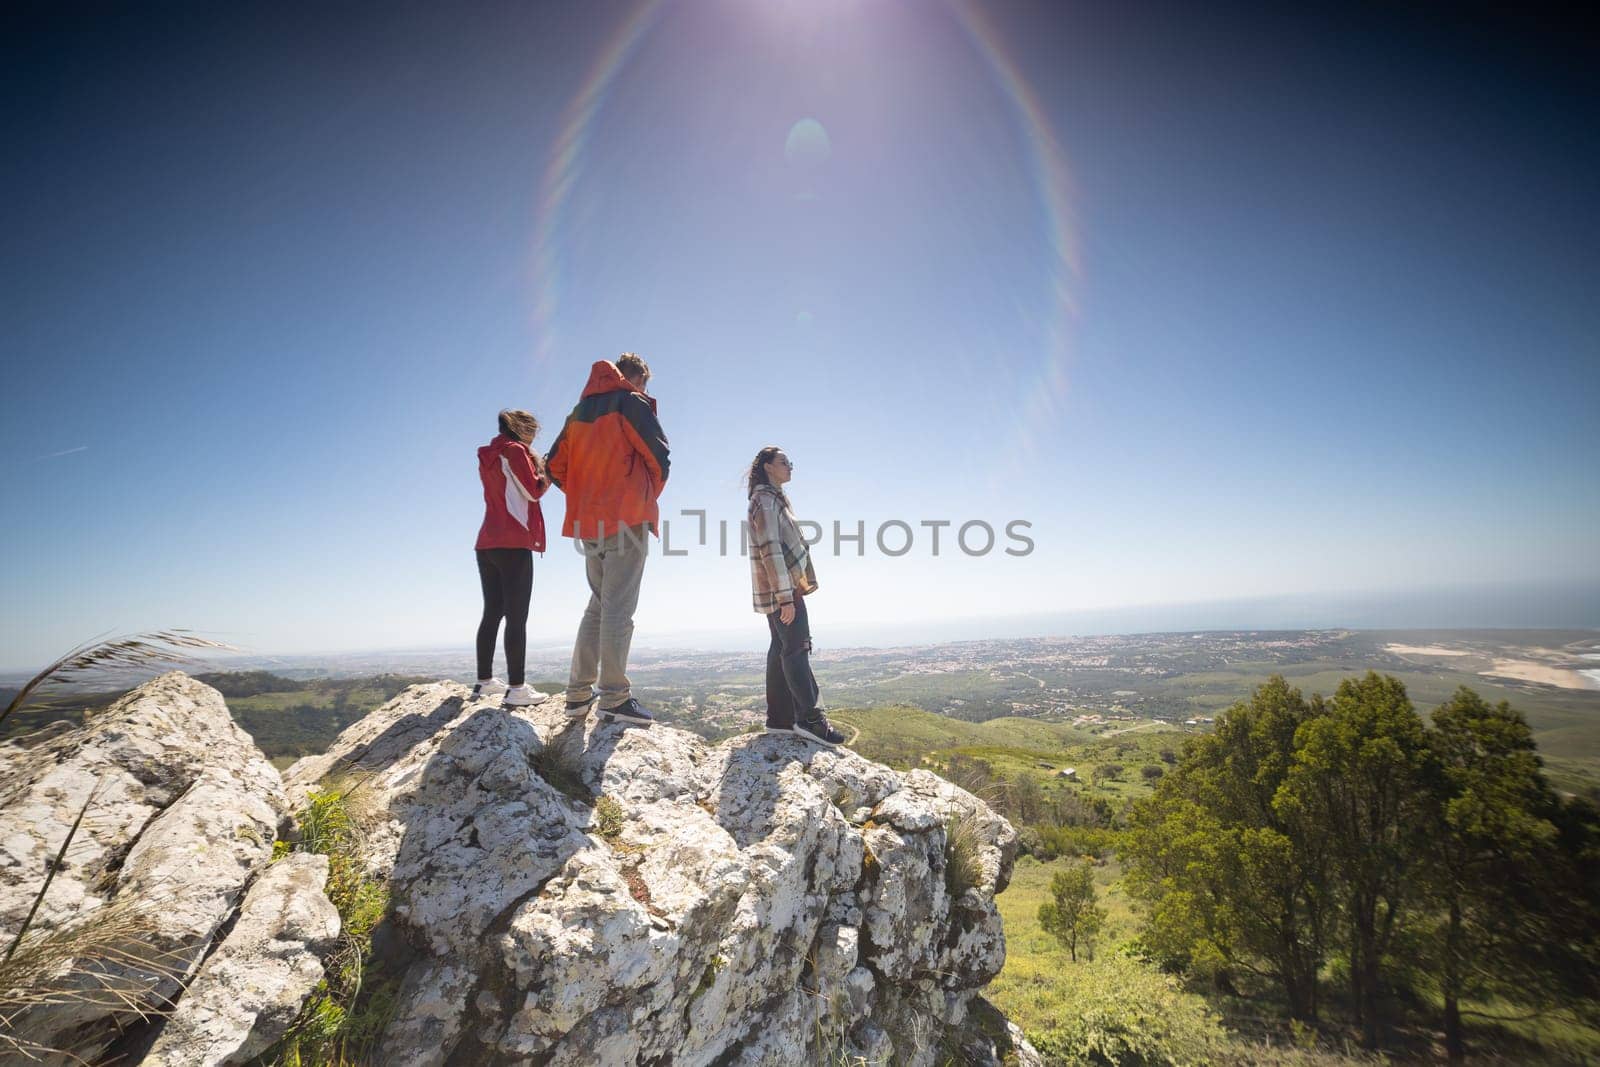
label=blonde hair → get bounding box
[498,409,539,441]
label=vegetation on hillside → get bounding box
[836,673,1600,1064]
[1,673,439,759]
[1124,674,1600,1062]
[1038,861,1106,963]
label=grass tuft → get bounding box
[255,785,397,1066]
[943,810,986,902]
[530,730,593,804]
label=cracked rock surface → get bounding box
[144,853,341,1066]
[285,683,1038,1066]
[2,674,1037,1066]
[0,672,327,1067]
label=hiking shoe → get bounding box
[503,685,537,707]
[565,694,597,719]
[600,698,654,725]
[794,716,846,747]
[471,678,507,701]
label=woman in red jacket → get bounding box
[473,409,548,706]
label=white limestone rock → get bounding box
[144,853,341,1066]
[0,672,290,1066]
[283,682,1039,1066]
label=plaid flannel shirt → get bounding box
[748,484,818,613]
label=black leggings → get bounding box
[476,548,533,686]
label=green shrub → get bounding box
[593,795,625,840]
[1025,954,1224,1066]
[1030,824,1122,861]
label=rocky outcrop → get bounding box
[1,673,1038,1066]
[144,853,341,1066]
[284,683,1038,1066]
[0,673,320,1067]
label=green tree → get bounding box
[1038,861,1106,962]
[1091,763,1124,786]
[1279,672,1431,1049]
[944,754,997,801]
[1003,771,1046,824]
[1124,676,1332,1020]
[1425,688,1562,1062]
[1548,795,1600,1003]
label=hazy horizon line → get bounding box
[4,580,1596,677]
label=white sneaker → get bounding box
[504,685,537,707]
[471,678,508,701]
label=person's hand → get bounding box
[779,603,796,625]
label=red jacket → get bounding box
[546,361,671,540]
[476,434,548,552]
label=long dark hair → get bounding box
[745,445,784,500]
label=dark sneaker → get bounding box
[764,723,794,735]
[565,695,597,719]
[601,698,654,725]
[794,716,846,747]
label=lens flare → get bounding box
[784,118,832,166]
[532,0,1078,461]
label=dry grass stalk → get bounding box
[5,783,101,966]
[0,899,193,1064]
[1,630,239,731]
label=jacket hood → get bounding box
[581,360,656,412]
[478,433,518,472]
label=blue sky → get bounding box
[2,1,1597,669]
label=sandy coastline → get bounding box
[1480,659,1600,691]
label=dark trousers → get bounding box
[476,548,532,686]
[765,594,820,728]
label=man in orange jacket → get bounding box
[545,353,670,725]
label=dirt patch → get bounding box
[1480,660,1600,690]
[1385,644,1470,657]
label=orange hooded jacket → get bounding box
[545,360,670,540]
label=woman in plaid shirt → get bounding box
[746,446,847,747]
